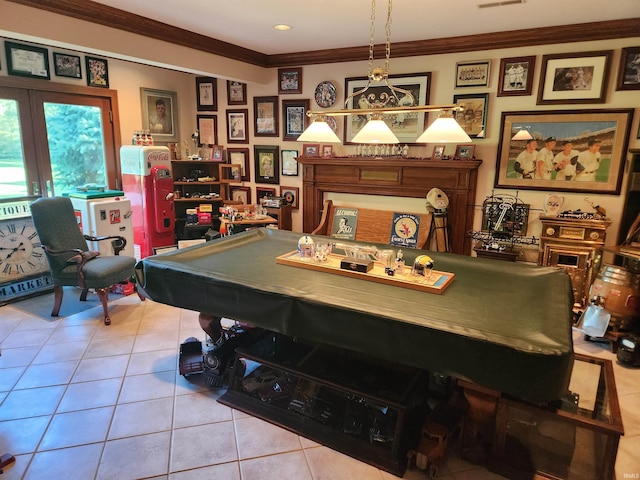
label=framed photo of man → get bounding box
[140,88,179,142]
[196,77,217,111]
[498,56,536,96]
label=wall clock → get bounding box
[0,197,52,304]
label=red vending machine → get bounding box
[120,146,175,259]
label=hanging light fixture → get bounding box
[511,126,533,140]
[298,0,470,145]
[297,117,341,143]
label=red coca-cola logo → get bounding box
[147,151,169,162]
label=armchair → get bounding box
[30,197,141,325]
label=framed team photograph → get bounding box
[455,60,490,87]
[254,145,280,184]
[497,55,536,96]
[537,50,613,105]
[278,67,303,94]
[196,76,217,111]
[53,52,81,79]
[254,96,279,137]
[495,109,633,194]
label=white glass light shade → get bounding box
[416,117,472,143]
[511,129,533,140]
[351,119,400,144]
[297,120,341,143]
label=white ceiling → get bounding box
[92,0,640,55]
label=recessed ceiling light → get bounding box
[274,24,291,31]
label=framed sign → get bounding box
[227,80,247,104]
[281,149,299,176]
[196,115,218,145]
[537,50,612,105]
[616,46,640,91]
[228,148,250,182]
[86,56,109,88]
[282,99,310,141]
[196,77,217,111]
[453,93,488,139]
[53,52,81,79]
[498,55,536,96]
[344,72,431,144]
[455,60,490,88]
[226,109,249,144]
[141,88,179,142]
[254,96,279,136]
[278,67,303,94]
[254,145,280,184]
[495,109,633,194]
[4,41,50,79]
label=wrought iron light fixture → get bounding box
[298,0,471,145]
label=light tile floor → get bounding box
[1,294,639,479]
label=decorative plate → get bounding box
[314,81,337,108]
[324,115,338,133]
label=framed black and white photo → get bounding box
[227,80,247,105]
[254,96,279,137]
[282,99,309,141]
[196,77,217,111]
[86,56,109,88]
[254,145,280,184]
[498,56,536,96]
[141,88,179,142]
[5,41,50,79]
[53,52,81,79]
[455,60,490,88]
[616,46,640,91]
[226,109,249,144]
[537,50,612,105]
[453,93,488,139]
[281,149,299,176]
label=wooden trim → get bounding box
[7,1,640,68]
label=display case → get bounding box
[489,353,624,480]
[171,160,229,240]
[219,332,429,476]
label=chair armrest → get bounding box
[85,235,127,255]
[67,250,101,289]
[311,199,333,235]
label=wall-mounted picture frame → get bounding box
[302,144,320,157]
[282,99,310,141]
[322,145,334,158]
[141,88,179,142]
[226,109,249,144]
[497,55,536,96]
[196,115,218,145]
[453,93,488,139]
[616,46,640,91]
[537,50,613,105]
[278,67,303,94]
[228,147,250,182]
[280,186,300,209]
[211,145,224,162]
[455,60,490,88]
[86,56,109,88]
[344,72,431,144]
[281,149,299,176]
[53,52,81,79]
[495,109,633,195]
[254,96,279,136]
[454,144,476,160]
[256,186,276,200]
[230,186,252,204]
[196,77,217,111]
[254,145,280,184]
[5,41,50,79]
[432,145,446,160]
[227,80,247,105]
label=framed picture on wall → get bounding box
[228,147,250,181]
[196,76,217,111]
[196,115,218,145]
[53,52,81,79]
[616,46,640,91]
[86,56,109,87]
[230,186,252,204]
[280,186,299,209]
[453,93,488,139]
[226,109,249,143]
[281,149,299,176]
[282,99,309,141]
[256,186,276,200]
[497,55,536,96]
[5,41,50,79]
[227,80,247,104]
[278,67,303,94]
[254,145,280,184]
[254,96,279,136]
[141,88,179,142]
[455,60,490,87]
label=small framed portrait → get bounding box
[141,88,179,142]
[453,93,488,139]
[454,144,475,160]
[211,145,224,162]
[302,144,320,157]
[230,186,252,204]
[53,52,81,79]
[281,149,299,176]
[196,77,217,111]
[280,186,300,209]
[227,80,247,105]
[282,99,309,141]
[85,56,109,88]
[537,50,612,105]
[498,56,536,96]
[278,67,303,94]
[254,145,280,184]
[322,145,334,158]
[431,145,446,160]
[455,60,490,88]
[196,115,218,145]
[5,41,50,79]
[226,109,249,143]
[254,96,279,137]
[228,147,250,181]
[256,186,276,200]
[616,46,640,91]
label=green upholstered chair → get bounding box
[30,196,141,325]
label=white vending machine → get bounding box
[68,192,135,258]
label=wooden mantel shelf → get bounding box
[296,156,482,255]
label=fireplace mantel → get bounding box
[296,156,482,255]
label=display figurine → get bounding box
[412,254,434,277]
[297,235,315,259]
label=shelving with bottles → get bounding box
[171,160,230,240]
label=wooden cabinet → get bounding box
[219,332,429,476]
[171,160,230,240]
[263,204,292,230]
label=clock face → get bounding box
[0,219,49,281]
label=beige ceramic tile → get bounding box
[234,416,302,460]
[240,450,312,480]
[25,444,103,480]
[97,431,171,480]
[108,397,173,439]
[170,422,238,472]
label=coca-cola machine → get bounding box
[120,145,175,259]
